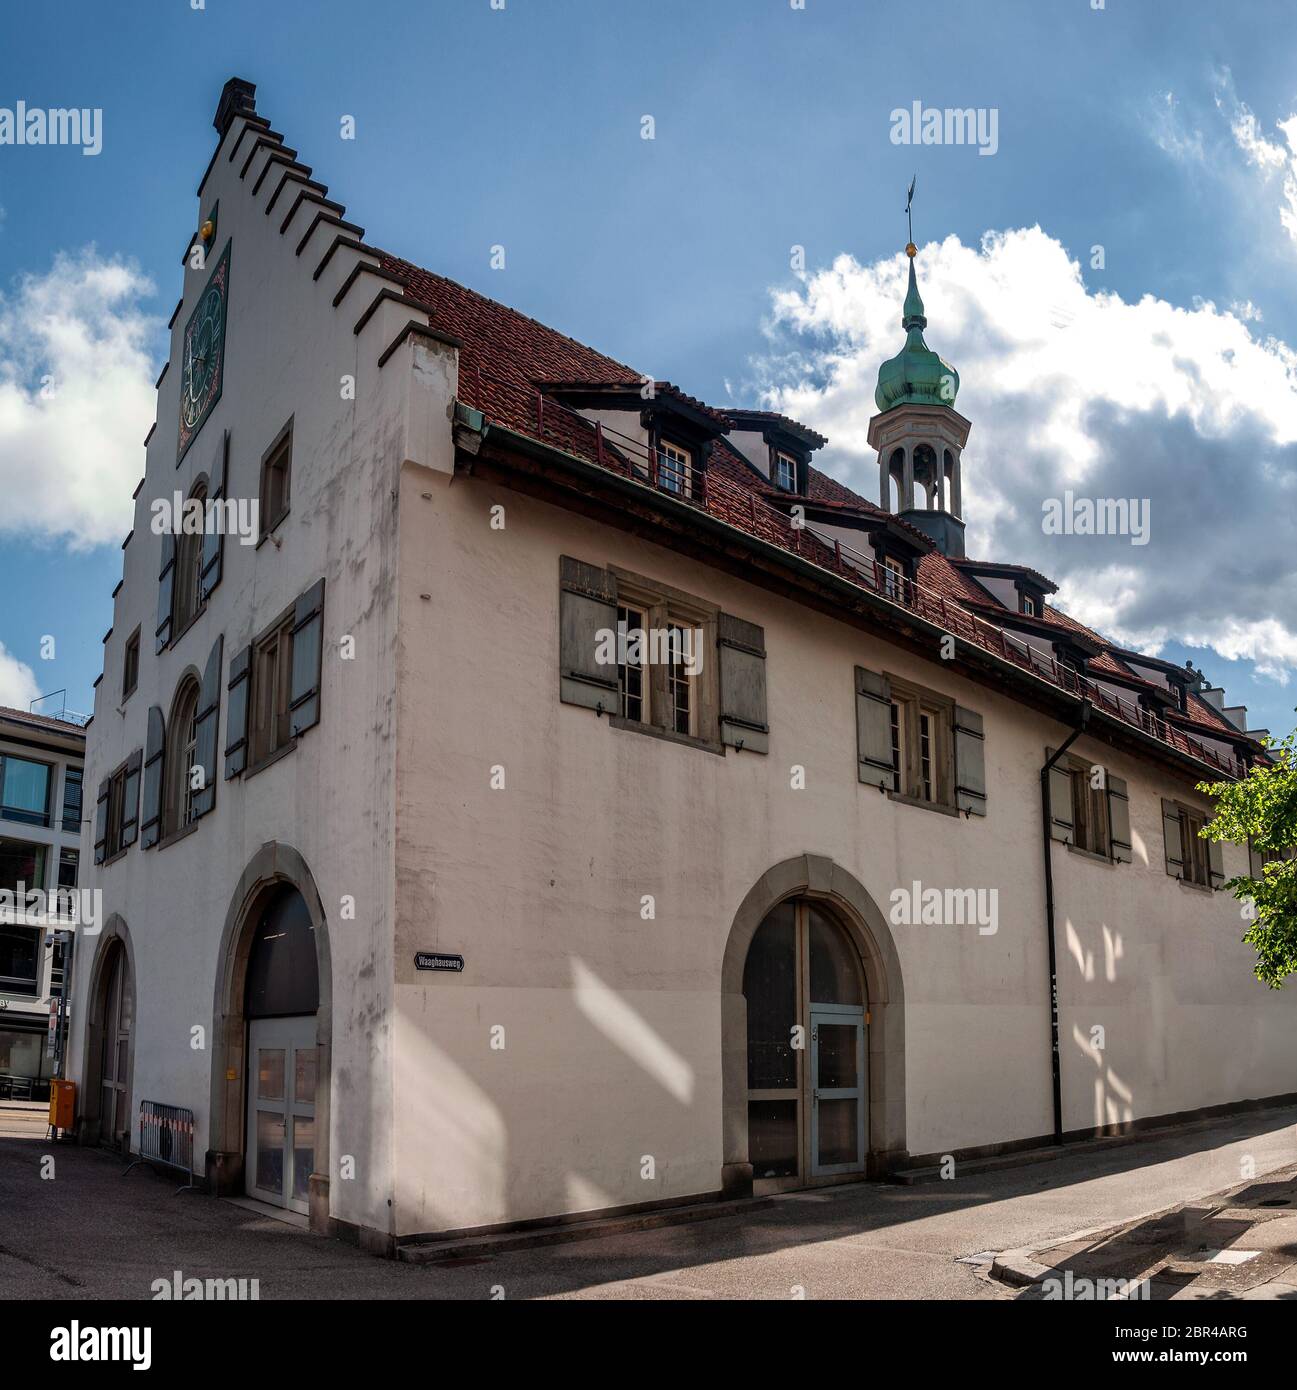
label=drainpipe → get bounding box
[1040,700,1090,1145]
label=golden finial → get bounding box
[905,242,917,258]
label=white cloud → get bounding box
[0,640,40,710]
[0,249,159,549]
[1147,91,1203,163]
[751,228,1297,683]
[1215,74,1297,249]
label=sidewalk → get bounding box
[993,1163,1297,1300]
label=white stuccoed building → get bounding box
[68,78,1295,1256]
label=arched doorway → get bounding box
[243,885,319,1214]
[208,842,332,1232]
[721,855,907,1195]
[743,900,867,1185]
[79,917,137,1152]
[98,943,134,1151]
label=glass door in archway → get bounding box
[743,900,868,1185]
[246,1015,317,1214]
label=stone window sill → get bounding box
[887,790,960,819]
[608,714,724,757]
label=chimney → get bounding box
[1222,704,1249,733]
[1199,686,1226,712]
[214,77,257,138]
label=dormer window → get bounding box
[657,439,692,497]
[1021,594,1037,617]
[774,451,798,492]
[881,555,906,601]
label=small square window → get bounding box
[122,629,140,700]
[260,422,292,538]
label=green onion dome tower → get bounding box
[868,241,972,557]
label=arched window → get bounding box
[887,447,905,512]
[163,676,200,838]
[172,483,207,634]
[913,443,939,510]
[743,900,866,1185]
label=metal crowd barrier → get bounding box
[123,1101,198,1193]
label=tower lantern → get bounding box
[868,191,970,557]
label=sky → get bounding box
[0,0,1295,739]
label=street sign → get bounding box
[414,952,464,973]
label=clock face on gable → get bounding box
[177,239,231,463]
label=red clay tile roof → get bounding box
[374,249,1256,766]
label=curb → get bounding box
[398,1195,775,1265]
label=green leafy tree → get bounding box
[1198,717,1297,988]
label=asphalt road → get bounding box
[2,1103,1295,1300]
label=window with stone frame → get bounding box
[1064,758,1111,856]
[259,419,293,538]
[610,571,718,746]
[1179,805,1210,887]
[249,610,295,767]
[887,677,954,808]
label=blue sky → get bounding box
[1,0,1295,737]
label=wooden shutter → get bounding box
[155,531,176,652]
[1208,836,1225,891]
[120,750,143,848]
[289,578,325,736]
[953,706,986,816]
[93,778,110,864]
[191,634,223,818]
[1161,798,1185,878]
[855,667,895,791]
[1047,752,1074,844]
[140,704,166,849]
[558,557,619,712]
[718,613,768,754]
[200,429,228,601]
[224,644,251,778]
[1248,838,1265,880]
[1107,774,1132,863]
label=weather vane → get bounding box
[905,175,917,258]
